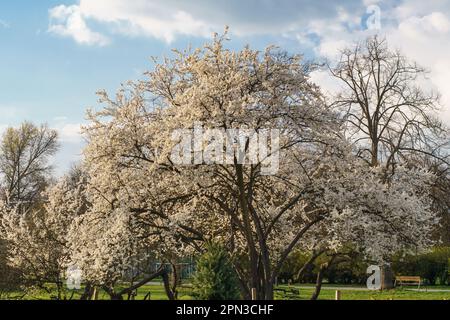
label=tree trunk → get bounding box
[162,270,176,300]
[170,262,179,300]
[371,140,379,167]
[110,293,124,300]
[80,283,94,300]
[234,264,251,299]
[235,164,261,299]
[102,285,123,300]
[310,264,326,300]
[264,279,274,300]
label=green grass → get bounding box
[274,285,450,300]
[0,283,194,301]
[1,283,449,300]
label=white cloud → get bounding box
[309,70,342,98]
[289,4,377,61]
[51,120,85,176]
[48,1,217,45]
[386,9,450,122]
[48,0,365,45]
[46,0,450,124]
[79,0,213,43]
[48,5,110,46]
[290,1,450,124]
[0,19,10,29]
[58,123,83,144]
[398,12,450,36]
[52,119,84,144]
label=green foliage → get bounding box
[326,258,367,285]
[281,247,450,286]
[280,250,368,285]
[392,247,450,285]
[192,243,240,300]
[278,251,307,283]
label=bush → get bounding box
[392,247,450,285]
[192,243,240,300]
[280,247,450,286]
[281,249,368,285]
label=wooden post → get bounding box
[251,288,257,300]
[335,290,341,300]
[92,287,99,300]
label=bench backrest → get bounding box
[396,276,421,282]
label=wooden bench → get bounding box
[394,276,422,289]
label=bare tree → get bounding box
[330,36,448,170]
[295,37,450,300]
[0,122,59,207]
[428,161,450,244]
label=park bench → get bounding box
[394,276,422,289]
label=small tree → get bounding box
[192,243,240,300]
[0,122,59,208]
[0,172,86,300]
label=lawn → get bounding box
[1,283,449,300]
[274,285,450,300]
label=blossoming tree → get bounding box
[80,32,439,299]
[0,171,86,299]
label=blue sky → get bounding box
[1,0,449,174]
